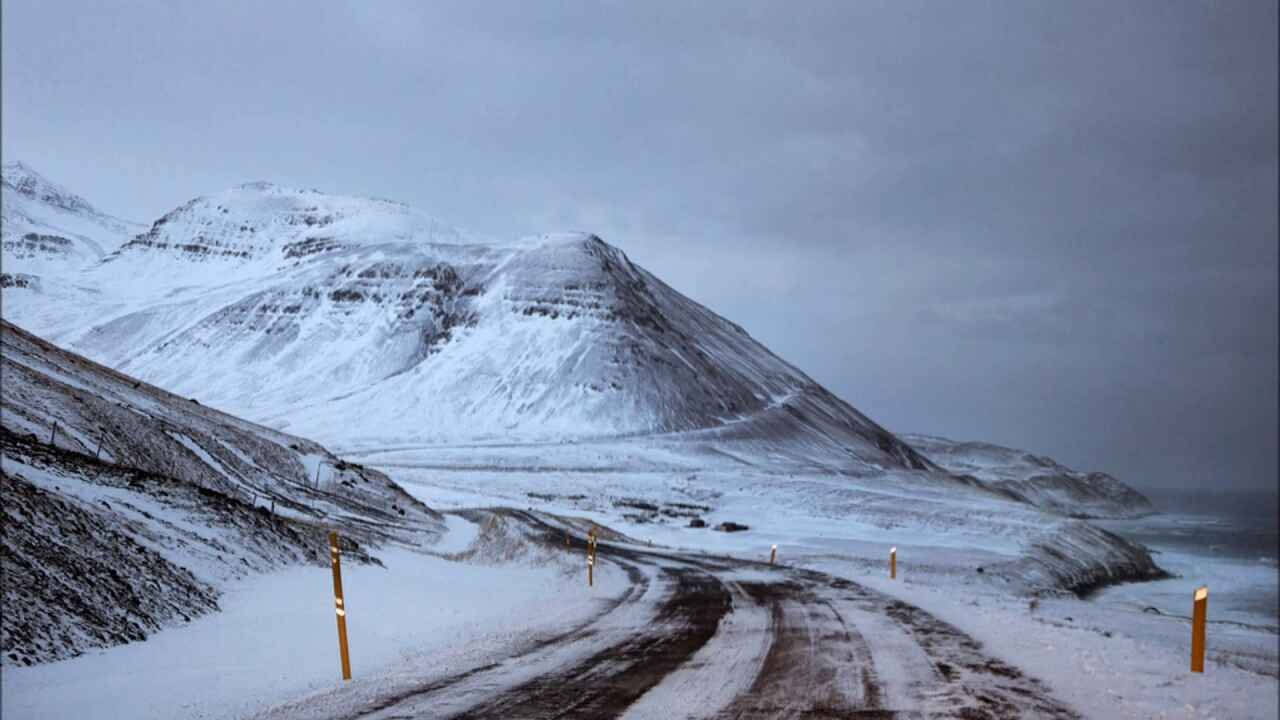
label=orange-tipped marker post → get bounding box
[328,531,352,681]
[1191,586,1208,672]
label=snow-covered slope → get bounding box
[0,320,443,665]
[4,179,931,472]
[1,161,144,278]
[901,433,1155,519]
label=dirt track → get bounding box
[351,510,1079,720]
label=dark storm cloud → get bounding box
[3,0,1276,491]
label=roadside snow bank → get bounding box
[0,546,628,720]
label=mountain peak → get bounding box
[2,161,98,216]
[516,232,604,246]
[1,162,145,277]
[234,180,284,192]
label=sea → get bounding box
[1093,487,1279,629]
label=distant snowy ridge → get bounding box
[901,433,1155,519]
[1,161,144,279]
[3,161,123,226]
[0,320,443,665]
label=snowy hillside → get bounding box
[4,178,930,471]
[901,433,1155,519]
[0,320,443,665]
[1,161,144,279]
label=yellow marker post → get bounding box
[770,544,777,565]
[890,547,897,580]
[1191,586,1208,673]
[328,531,352,681]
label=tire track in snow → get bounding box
[619,579,772,719]
[821,573,1082,719]
[711,579,891,719]
[447,565,731,719]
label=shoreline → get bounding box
[1091,511,1280,631]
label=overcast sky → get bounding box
[3,1,1276,493]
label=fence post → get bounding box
[770,544,777,565]
[329,531,353,681]
[50,422,58,445]
[95,435,104,459]
[890,547,897,579]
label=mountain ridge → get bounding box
[3,172,933,472]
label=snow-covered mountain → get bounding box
[0,167,1169,631]
[0,319,442,664]
[4,178,932,472]
[901,433,1155,519]
[1,161,144,279]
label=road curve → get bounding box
[347,510,1079,720]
